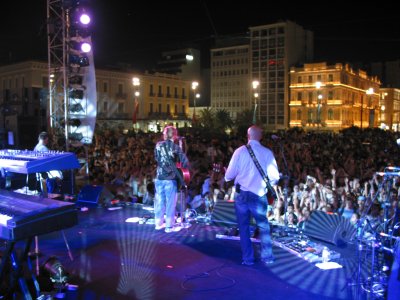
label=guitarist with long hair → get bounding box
[154,125,190,233]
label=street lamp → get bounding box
[192,81,199,121]
[315,81,322,129]
[252,80,259,124]
[132,77,140,126]
[365,87,374,129]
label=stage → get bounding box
[2,202,397,300]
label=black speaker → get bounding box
[76,185,113,207]
[211,200,237,225]
[303,211,356,246]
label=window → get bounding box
[150,103,153,114]
[174,104,178,114]
[103,102,108,112]
[297,92,302,101]
[309,92,313,104]
[328,109,334,120]
[328,74,333,81]
[174,87,178,98]
[328,91,333,100]
[158,85,162,97]
[297,109,302,120]
[298,76,302,83]
[103,82,108,93]
[166,86,171,97]
[158,103,162,113]
[308,76,313,83]
[182,88,186,98]
[167,104,170,114]
[118,102,124,113]
[118,83,123,94]
[150,84,154,96]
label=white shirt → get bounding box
[34,142,49,152]
[225,140,280,197]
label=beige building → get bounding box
[210,44,251,119]
[289,62,381,131]
[95,69,191,132]
[379,88,400,131]
[0,61,191,147]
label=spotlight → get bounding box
[69,103,84,113]
[42,256,68,285]
[69,75,83,85]
[79,13,91,25]
[69,132,84,141]
[70,41,91,53]
[69,89,84,99]
[69,55,89,67]
[68,119,81,127]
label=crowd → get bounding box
[75,126,400,236]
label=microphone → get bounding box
[271,135,280,141]
[385,166,400,171]
[380,232,400,240]
[376,171,400,176]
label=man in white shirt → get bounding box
[225,125,280,266]
[33,132,62,194]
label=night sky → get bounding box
[1,1,399,71]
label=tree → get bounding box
[235,109,254,136]
[215,109,233,133]
[198,107,215,129]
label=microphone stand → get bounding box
[274,137,290,231]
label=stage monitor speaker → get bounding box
[76,185,113,207]
[211,200,237,226]
[303,211,356,246]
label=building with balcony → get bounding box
[289,62,381,131]
[0,61,191,147]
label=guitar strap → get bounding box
[245,144,277,200]
[161,142,186,189]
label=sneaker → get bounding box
[241,260,254,266]
[262,258,275,265]
[165,226,182,233]
[155,224,165,230]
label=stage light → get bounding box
[70,40,91,54]
[69,89,84,99]
[69,132,84,141]
[68,119,81,127]
[69,55,89,67]
[79,13,90,25]
[69,75,83,85]
[69,103,84,113]
[42,256,68,285]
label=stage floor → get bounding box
[3,203,385,299]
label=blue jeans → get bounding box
[234,191,273,263]
[154,179,177,228]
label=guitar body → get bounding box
[175,162,190,189]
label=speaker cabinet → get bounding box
[76,185,113,207]
[303,210,356,246]
[211,200,237,225]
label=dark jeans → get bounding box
[234,190,273,263]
